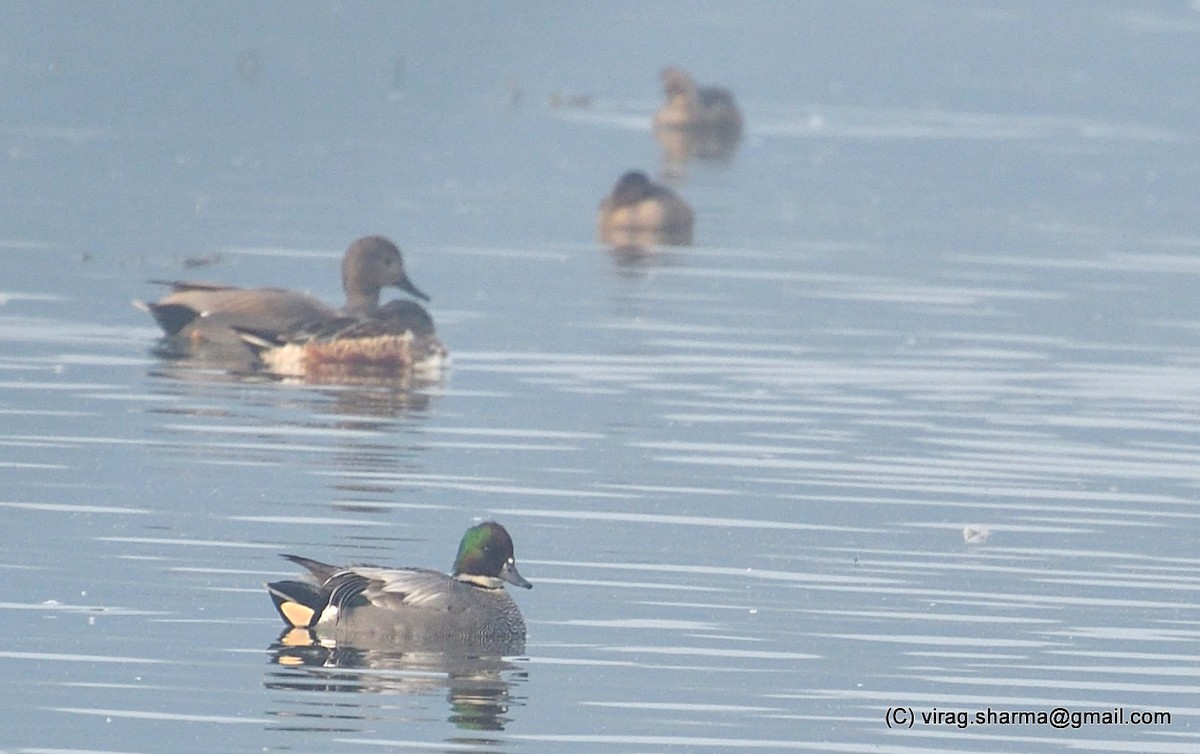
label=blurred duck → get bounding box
[597,170,694,246]
[238,298,448,380]
[267,522,531,652]
[137,235,428,344]
[654,67,743,135]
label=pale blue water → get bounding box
[3,2,1200,752]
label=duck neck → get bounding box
[454,573,505,589]
[343,289,380,316]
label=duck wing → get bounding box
[156,288,337,337]
[326,566,460,613]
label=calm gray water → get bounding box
[4,2,1200,752]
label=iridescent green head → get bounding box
[452,522,532,589]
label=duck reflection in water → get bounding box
[265,635,528,733]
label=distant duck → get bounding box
[654,67,743,134]
[597,170,694,246]
[238,298,448,381]
[136,235,428,344]
[267,522,531,652]
[653,67,743,162]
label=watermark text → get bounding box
[885,706,1170,730]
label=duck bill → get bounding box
[500,560,532,589]
[395,273,430,302]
